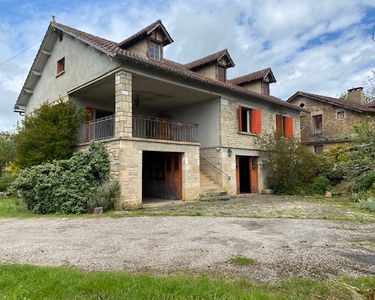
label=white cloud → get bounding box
[0,0,374,131]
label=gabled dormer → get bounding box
[119,19,173,61]
[228,68,276,95]
[184,49,235,82]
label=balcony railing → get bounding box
[78,115,115,143]
[133,115,198,142]
[78,115,198,144]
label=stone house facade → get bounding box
[287,88,375,153]
[15,18,302,209]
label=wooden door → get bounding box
[249,157,259,193]
[165,153,182,199]
[236,156,240,194]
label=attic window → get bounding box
[148,41,161,60]
[57,57,65,75]
[299,103,305,108]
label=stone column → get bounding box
[115,70,132,138]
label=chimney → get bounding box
[347,87,364,105]
[51,15,56,23]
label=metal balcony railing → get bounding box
[78,115,198,143]
[78,115,115,143]
[133,115,198,142]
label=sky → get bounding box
[0,0,374,131]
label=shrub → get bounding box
[87,181,120,212]
[310,175,331,195]
[15,100,86,168]
[259,133,319,194]
[353,171,375,193]
[0,175,16,192]
[358,199,375,212]
[9,142,111,214]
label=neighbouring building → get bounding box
[15,18,303,209]
[287,87,375,154]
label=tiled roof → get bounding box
[228,68,276,85]
[118,19,173,48]
[184,49,235,70]
[287,91,375,113]
[16,20,303,112]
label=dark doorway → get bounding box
[142,151,182,200]
[236,156,259,194]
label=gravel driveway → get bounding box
[0,217,374,282]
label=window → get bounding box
[57,57,65,75]
[314,145,324,154]
[336,110,346,119]
[276,114,294,138]
[148,41,161,60]
[218,65,226,81]
[313,114,322,134]
[299,103,305,108]
[238,106,262,134]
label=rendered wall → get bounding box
[26,32,119,114]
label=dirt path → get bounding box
[0,217,374,282]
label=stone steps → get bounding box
[199,172,230,201]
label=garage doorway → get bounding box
[236,156,259,194]
[142,151,182,201]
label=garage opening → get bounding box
[142,151,182,201]
[236,156,259,194]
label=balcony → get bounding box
[78,115,198,144]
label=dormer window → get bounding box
[148,41,161,60]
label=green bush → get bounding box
[358,199,375,212]
[353,171,375,193]
[259,133,319,194]
[15,100,86,168]
[9,142,111,214]
[0,175,16,192]
[310,175,332,195]
[87,181,120,212]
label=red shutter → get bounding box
[238,106,243,131]
[87,106,94,121]
[251,109,262,134]
[284,116,294,138]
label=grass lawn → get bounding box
[0,264,374,300]
[0,195,374,222]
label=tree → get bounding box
[15,100,86,168]
[0,132,16,177]
[259,133,319,194]
[363,70,375,103]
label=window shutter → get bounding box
[276,114,283,135]
[284,116,294,138]
[238,106,243,131]
[251,109,262,134]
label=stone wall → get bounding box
[78,137,200,210]
[220,97,301,149]
[290,96,373,149]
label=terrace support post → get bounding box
[115,70,132,138]
[113,70,142,210]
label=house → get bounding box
[14,17,303,209]
[287,87,375,154]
